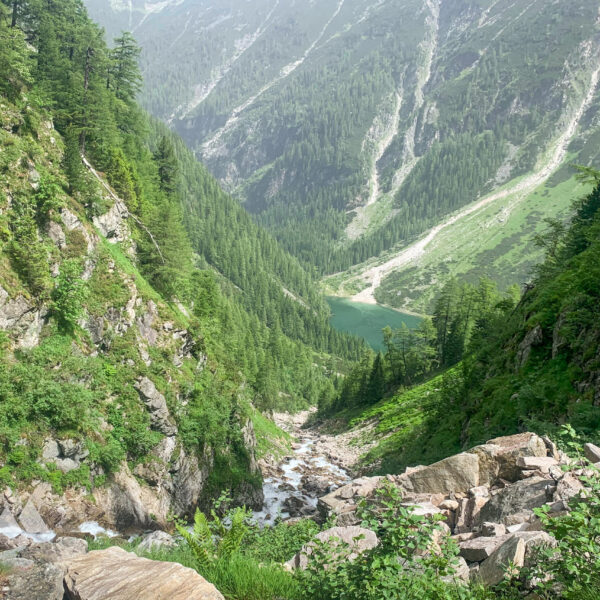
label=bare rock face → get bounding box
[92,198,130,244]
[0,286,47,349]
[285,526,378,570]
[135,377,177,436]
[63,546,225,600]
[516,324,543,369]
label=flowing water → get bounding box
[253,430,351,526]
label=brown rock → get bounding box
[63,546,224,599]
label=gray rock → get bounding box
[6,562,64,600]
[135,377,177,436]
[286,526,378,570]
[137,531,176,553]
[18,499,51,534]
[64,546,225,600]
[470,432,548,485]
[21,536,87,563]
[0,506,21,534]
[59,439,89,462]
[481,522,506,537]
[41,439,61,462]
[554,472,584,506]
[441,556,470,584]
[478,477,550,525]
[459,535,510,562]
[477,536,525,586]
[584,443,600,464]
[92,198,130,243]
[516,325,543,369]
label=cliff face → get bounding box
[0,99,262,532]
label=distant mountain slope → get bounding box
[86,0,600,292]
[352,178,600,474]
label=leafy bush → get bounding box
[51,259,89,332]
[531,467,600,599]
[296,482,487,600]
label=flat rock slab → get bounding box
[18,499,51,534]
[64,546,224,600]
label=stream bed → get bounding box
[253,414,353,526]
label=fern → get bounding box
[176,509,215,570]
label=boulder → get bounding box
[18,499,51,535]
[441,556,470,584]
[136,531,176,553]
[285,526,378,570]
[402,453,480,494]
[0,506,22,536]
[478,477,551,525]
[21,536,87,563]
[481,522,506,537]
[584,443,600,464]
[455,496,489,533]
[459,535,511,562]
[516,456,558,473]
[317,476,384,523]
[63,546,224,599]
[477,536,525,586]
[554,472,584,506]
[470,433,548,485]
[6,562,65,600]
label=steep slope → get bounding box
[87,0,600,300]
[352,179,600,473]
[0,0,361,533]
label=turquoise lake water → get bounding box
[326,297,422,351]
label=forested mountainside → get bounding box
[85,0,600,304]
[319,174,600,474]
[0,0,363,529]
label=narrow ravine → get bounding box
[254,411,369,525]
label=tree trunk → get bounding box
[11,0,18,27]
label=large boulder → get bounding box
[584,443,600,464]
[285,526,378,570]
[63,546,224,599]
[469,433,548,485]
[401,453,480,494]
[476,536,525,586]
[478,476,551,525]
[21,536,87,563]
[136,531,176,553]
[134,377,177,436]
[6,562,65,600]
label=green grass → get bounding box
[251,408,292,460]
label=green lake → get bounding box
[326,297,422,351]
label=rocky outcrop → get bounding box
[134,377,177,436]
[63,546,225,600]
[0,286,47,349]
[516,324,543,369]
